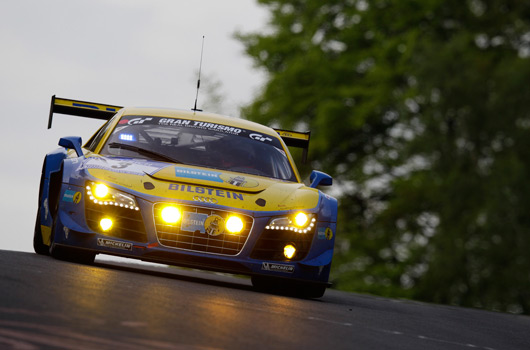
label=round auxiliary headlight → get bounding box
[93,184,109,199]
[294,212,309,228]
[284,244,296,259]
[161,206,181,224]
[225,216,244,234]
[100,218,113,232]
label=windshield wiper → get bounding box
[107,142,183,164]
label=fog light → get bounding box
[284,244,296,259]
[225,216,244,234]
[100,218,113,232]
[294,212,309,227]
[161,206,181,224]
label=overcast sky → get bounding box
[0,0,268,252]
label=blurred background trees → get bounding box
[237,0,530,313]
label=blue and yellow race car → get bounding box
[34,96,337,297]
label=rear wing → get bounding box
[48,95,122,129]
[47,95,311,162]
[274,129,311,163]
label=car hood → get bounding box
[82,156,319,212]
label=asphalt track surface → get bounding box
[1,250,529,350]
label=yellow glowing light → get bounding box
[293,212,309,227]
[161,206,181,224]
[225,216,244,234]
[93,184,109,199]
[284,244,296,259]
[100,218,113,232]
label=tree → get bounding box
[238,0,530,313]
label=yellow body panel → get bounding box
[276,129,310,141]
[54,97,121,113]
[87,167,319,212]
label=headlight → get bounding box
[225,216,244,234]
[161,205,181,224]
[293,212,309,227]
[94,184,109,199]
[266,212,316,233]
[86,182,139,210]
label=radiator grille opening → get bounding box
[250,228,315,261]
[85,200,147,243]
[154,203,253,256]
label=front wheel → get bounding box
[49,242,96,265]
[48,216,96,265]
[49,224,96,264]
[33,212,49,255]
[34,168,49,256]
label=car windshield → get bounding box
[100,116,297,182]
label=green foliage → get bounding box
[238,0,530,313]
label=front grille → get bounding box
[250,228,315,261]
[154,203,253,256]
[85,200,147,243]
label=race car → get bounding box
[34,96,337,297]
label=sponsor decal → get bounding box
[43,198,49,220]
[119,117,153,125]
[181,212,208,233]
[325,227,334,240]
[159,119,192,126]
[227,176,246,187]
[97,238,133,251]
[111,161,133,170]
[83,158,161,176]
[317,227,327,240]
[174,166,223,183]
[159,118,242,135]
[249,133,273,143]
[204,215,224,236]
[219,174,259,188]
[72,102,118,112]
[63,190,82,204]
[168,184,244,201]
[261,262,295,273]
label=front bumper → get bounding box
[53,183,336,285]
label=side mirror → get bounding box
[59,136,84,158]
[309,170,332,188]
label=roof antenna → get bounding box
[192,35,205,112]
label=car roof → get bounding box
[121,107,279,137]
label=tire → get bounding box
[251,276,327,299]
[34,166,49,255]
[48,216,96,265]
[46,163,95,265]
[50,241,96,265]
[33,212,49,255]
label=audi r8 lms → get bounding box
[34,96,337,297]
